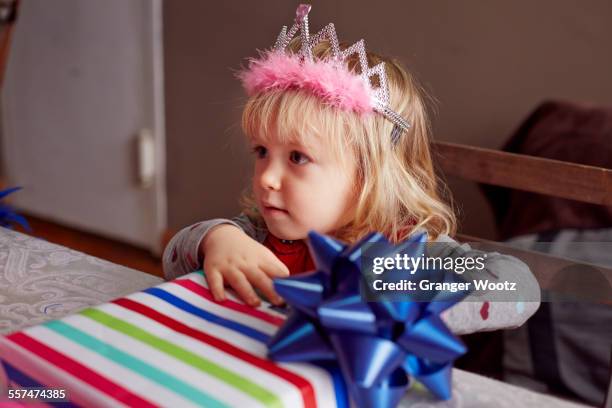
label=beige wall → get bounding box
[164,0,612,239]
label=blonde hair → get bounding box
[240,40,457,243]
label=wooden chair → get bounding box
[435,141,612,403]
[435,141,612,298]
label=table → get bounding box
[0,227,162,335]
[0,229,589,407]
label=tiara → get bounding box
[238,4,411,145]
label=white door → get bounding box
[1,0,166,254]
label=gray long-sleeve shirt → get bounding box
[163,214,541,335]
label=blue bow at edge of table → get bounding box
[268,230,471,408]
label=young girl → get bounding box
[164,4,540,335]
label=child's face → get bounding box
[251,132,357,240]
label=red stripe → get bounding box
[174,278,285,326]
[114,297,317,408]
[6,332,156,408]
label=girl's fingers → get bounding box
[243,266,284,305]
[205,268,225,302]
[225,268,261,307]
[260,253,290,278]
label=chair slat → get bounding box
[435,142,612,206]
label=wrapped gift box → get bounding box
[0,271,346,407]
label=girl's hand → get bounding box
[200,224,290,306]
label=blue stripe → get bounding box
[314,362,350,408]
[143,287,270,342]
[145,285,349,407]
[2,362,78,407]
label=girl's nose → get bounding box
[259,162,282,191]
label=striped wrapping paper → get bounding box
[0,272,349,407]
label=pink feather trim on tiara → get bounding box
[238,51,375,115]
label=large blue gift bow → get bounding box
[268,231,471,408]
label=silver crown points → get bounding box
[272,4,411,137]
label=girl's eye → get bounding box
[289,150,310,165]
[252,145,267,158]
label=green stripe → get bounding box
[80,308,282,408]
[45,320,228,408]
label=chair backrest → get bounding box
[435,141,612,206]
[434,141,612,304]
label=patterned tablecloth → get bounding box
[0,227,162,335]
